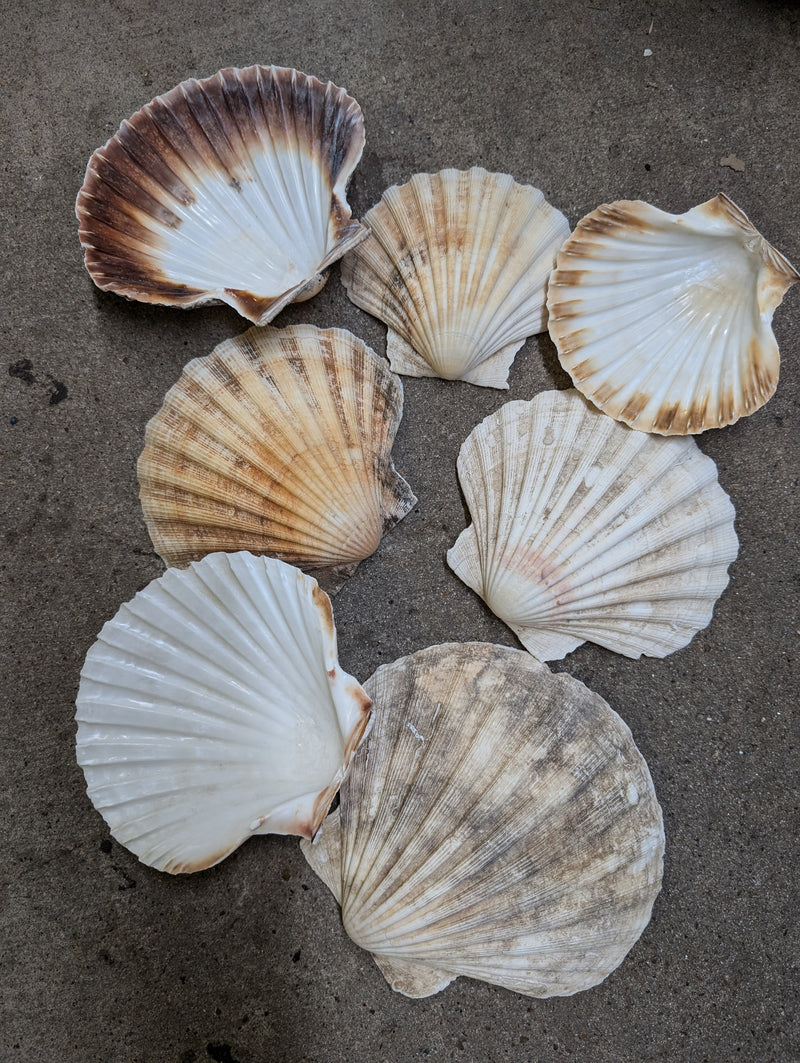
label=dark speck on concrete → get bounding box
[48,379,68,405]
[292,949,301,963]
[10,417,18,425]
[9,359,36,385]
[99,839,112,854]
[206,1044,240,1063]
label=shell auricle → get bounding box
[340,168,570,387]
[76,65,367,324]
[137,323,417,589]
[302,642,664,999]
[547,194,799,433]
[75,552,372,874]
[447,390,738,661]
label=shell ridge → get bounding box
[344,653,505,919]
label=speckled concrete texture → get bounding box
[2,2,798,1061]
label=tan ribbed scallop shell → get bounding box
[447,390,738,661]
[340,168,570,387]
[302,642,664,999]
[137,324,416,587]
[547,194,799,433]
[76,66,367,324]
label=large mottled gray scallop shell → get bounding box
[447,390,738,661]
[340,168,570,387]
[302,642,664,999]
[76,66,367,324]
[137,324,416,590]
[547,194,799,433]
[76,552,373,874]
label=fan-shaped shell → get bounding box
[547,194,799,434]
[340,168,570,388]
[137,324,417,588]
[76,65,367,324]
[76,552,372,874]
[447,390,738,661]
[302,642,664,999]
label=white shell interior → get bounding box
[75,552,372,873]
[547,195,799,433]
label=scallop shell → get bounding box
[75,65,367,324]
[302,642,664,999]
[547,194,799,434]
[340,168,570,387]
[75,552,373,874]
[447,390,738,661]
[137,324,417,587]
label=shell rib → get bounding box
[302,642,664,999]
[547,194,799,433]
[447,390,738,661]
[75,552,372,874]
[340,168,570,387]
[137,324,417,587]
[76,65,367,324]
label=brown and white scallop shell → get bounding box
[447,390,738,661]
[302,642,664,999]
[340,168,570,387]
[547,194,799,433]
[76,65,367,324]
[137,324,416,588]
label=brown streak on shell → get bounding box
[312,583,336,642]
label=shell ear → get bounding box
[76,65,367,323]
[136,324,416,588]
[340,168,570,388]
[547,195,798,433]
[448,390,738,661]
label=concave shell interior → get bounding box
[340,167,570,387]
[137,323,417,589]
[547,194,799,433]
[302,642,664,999]
[76,552,372,873]
[76,65,367,324]
[447,389,739,660]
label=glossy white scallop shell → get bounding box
[137,324,417,588]
[547,194,799,433]
[447,390,738,660]
[76,65,367,324]
[75,552,372,873]
[340,168,570,387]
[302,642,664,999]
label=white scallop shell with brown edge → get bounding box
[547,194,799,434]
[447,390,738,661]
[340,168,570,388]
[137,324,417,591]
[302,642,664,999]
[76,65,367,325]
[75,552,372,874]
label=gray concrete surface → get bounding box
[2,1,798,1060]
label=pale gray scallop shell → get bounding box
[447,390,738,661]
[547,194,799,433]
[340,168,570,387]
[76,552,372,874]
[76,65,367,324]
[137,324,417,590]
[302,642,664,999]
